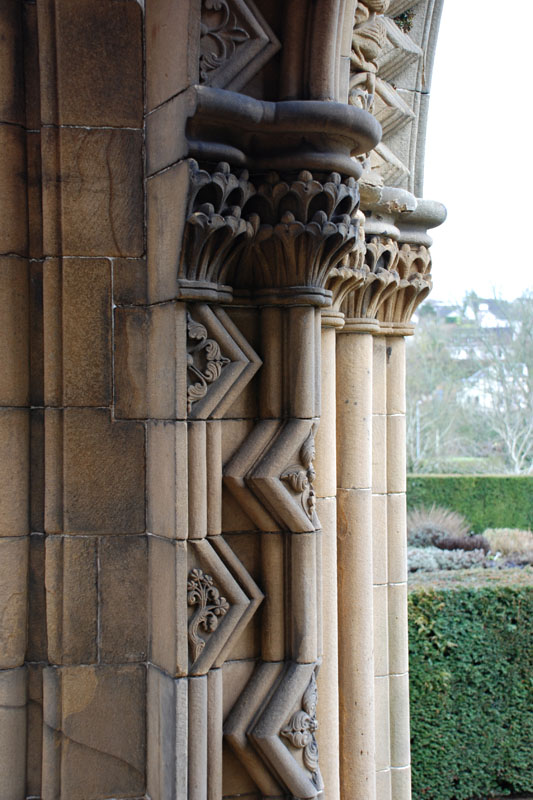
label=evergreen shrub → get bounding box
[409,584,533,800]
[407,475,533,533]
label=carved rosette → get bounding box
[281,430,317,522]
[187,568,230,662]
[187,312,231,412]
[281,671,320,779]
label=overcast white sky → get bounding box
[422,0,533,304]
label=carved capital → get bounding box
[340,233,399,321]
[179,160,256,302]
[377,241,432,324]
[181,162,364,305]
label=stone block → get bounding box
[63,258,112,405]
[43,258,112,406]
[374,674,391,771]
[147,161,189,302]
[45,535,98,664]
[42,664,146,800]
[388,583,408,676]
[389,672,410,767]
[375,768,392,800]
[336,332,373,489]
[41,127,143,258]
[45,408,145,535]
[0,408,29,537]
[146,0,200,111]
[386,336,406,415]
[38,0,142,127]
[387,492,407,584]
[149,536,188,677]
[0,666,27,798]
[0,0,24,125]
[390,765,411,800]
[372,493,388,585]
[113,258,149,306]
[0,256,29,406]
[0,537,28,668]
[146,90,191,176]
[387,414,406,493]
[147,421,188,539]
[372,413,387,494]
[147,666,188,800]
[372,335,387,415]
[114,302,187,419]
[28,533,47,663]
[99,535,148,663]
[373,583,389,678]
[0,123,28,256]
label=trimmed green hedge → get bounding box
[409,585,533,800]
[407,475,533,533]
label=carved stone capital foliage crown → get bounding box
[180,159,369,305]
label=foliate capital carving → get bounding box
[180,161,362,305]
[324,209,367,313]
[377,241,432,324]
[341,234,399,321]
[179,161,256,302]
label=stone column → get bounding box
[0,3,29,795]
[315,246,366,800]
[336,316,377,800]
[315,308,343,800]
[377,198,446,800]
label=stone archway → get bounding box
[0,2,445,798]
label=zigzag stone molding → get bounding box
[225,661,322,800]
[187,537,263,676]
[186,303,262,419]
[224,418,320,533]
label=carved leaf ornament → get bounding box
[187,312,231,412]
[200,0,250,83]
[281,431,317,520]
[187,568,230,662]
[182,162,361,296]
[281,671,320,777]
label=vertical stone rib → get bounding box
[336,327,376,800]
[314,316,342,800]
[386,334,411,800]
